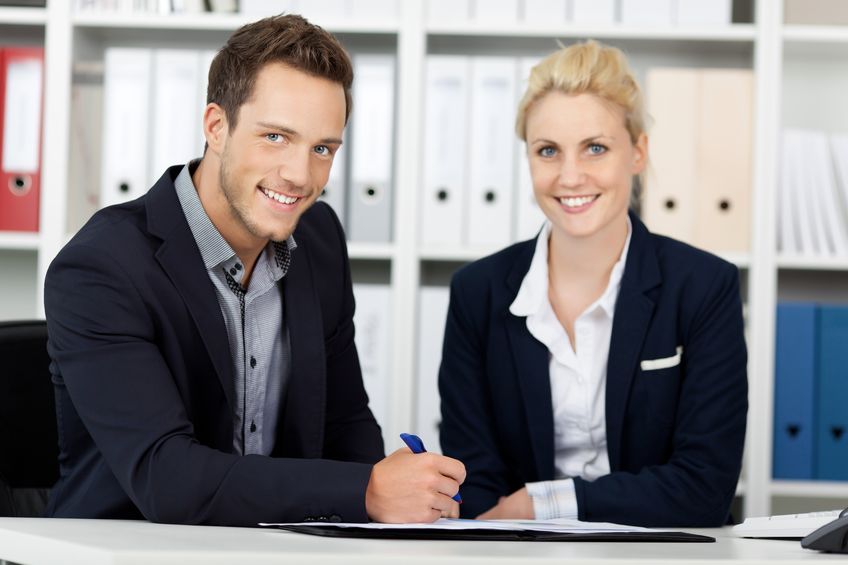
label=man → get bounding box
[44,14,464,526]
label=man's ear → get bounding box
[203,103,228,154]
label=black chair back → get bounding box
[0,320,58,517]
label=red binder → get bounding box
[0,46,44,232]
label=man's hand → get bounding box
[476,487,535,520]
[365,448,466,523]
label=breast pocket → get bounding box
[639,347,684,427]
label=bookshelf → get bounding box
[2,0,847,520]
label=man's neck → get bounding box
[192,157,266,288]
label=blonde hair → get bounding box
[515,40,646,144]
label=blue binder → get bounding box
[773,303,817,479]
[816,305,848,480]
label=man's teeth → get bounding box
[559,195,596,208]
[263,187,299,204]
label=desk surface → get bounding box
[1,518,846,564]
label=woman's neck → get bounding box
[547,216,629,286]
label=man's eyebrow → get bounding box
[256,121,343,145]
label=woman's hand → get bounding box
[476,487,535,520]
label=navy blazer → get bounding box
[44,166,384,526]
[439,212,747,527]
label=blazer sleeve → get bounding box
[438,270,513,519]
[320,203,386,464]
[45,242,375,526]
[574,262,748,527]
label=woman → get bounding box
[438,40,747,527]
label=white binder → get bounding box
[777,132,799,255]
[620,0,673,25]
[675,0,732,25]
[149,49,203,186]
[348,54,395,242]
[353,283,392,443]
[351,0,398,21]
[571,0,615,24]
[427,0,471,23]
[831,134,848,244]
[472,0,519,24]
[197,49,217,155]
[515,56,546,241]
[466,56,517,247]
[239,0,298,17]
[415,286,450,454]
[100,48,152,208]
[523,0,567,24]
[420,56,470,247]
[319,128,348,228]
[785,131,817,255]
[292,0,349,22]
[801,130,847,256]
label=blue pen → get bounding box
[400,433,462,503]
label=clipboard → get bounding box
[272,524,715,543]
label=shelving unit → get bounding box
[2,0,848,520]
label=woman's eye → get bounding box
[588,143,606,155]
[539,146,556,157]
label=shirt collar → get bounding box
[174,160,297,279]
[509,217,632,319]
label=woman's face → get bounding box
[525,91,647,243]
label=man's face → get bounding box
[213,62,346,245]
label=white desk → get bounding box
[0,518,845,564]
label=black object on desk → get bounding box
[802,509,848,553]
[275,525,715,543]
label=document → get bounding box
[260,517,714,542]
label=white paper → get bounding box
[260,517,657,534]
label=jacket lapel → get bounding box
[146,170,235,411]
[504,242,556,480]
[605,213,661,470]
[277,236,326,458]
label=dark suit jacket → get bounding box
[439,212,747,527]
[44,166,385,526]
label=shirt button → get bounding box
[250,356,257,369]
[250,421,256,433]
[229,267,237,276]
[235,263,242,271]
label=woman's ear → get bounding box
[632,132,648,175]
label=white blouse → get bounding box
[508,219,631,520]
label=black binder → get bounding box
[273,525,715,543]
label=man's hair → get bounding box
[207,14,353,129]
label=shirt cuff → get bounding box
[525,479,578,520]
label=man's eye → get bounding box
[266,133,283,143]
[314,145,330,156]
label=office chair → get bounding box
[0,320,58,517]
